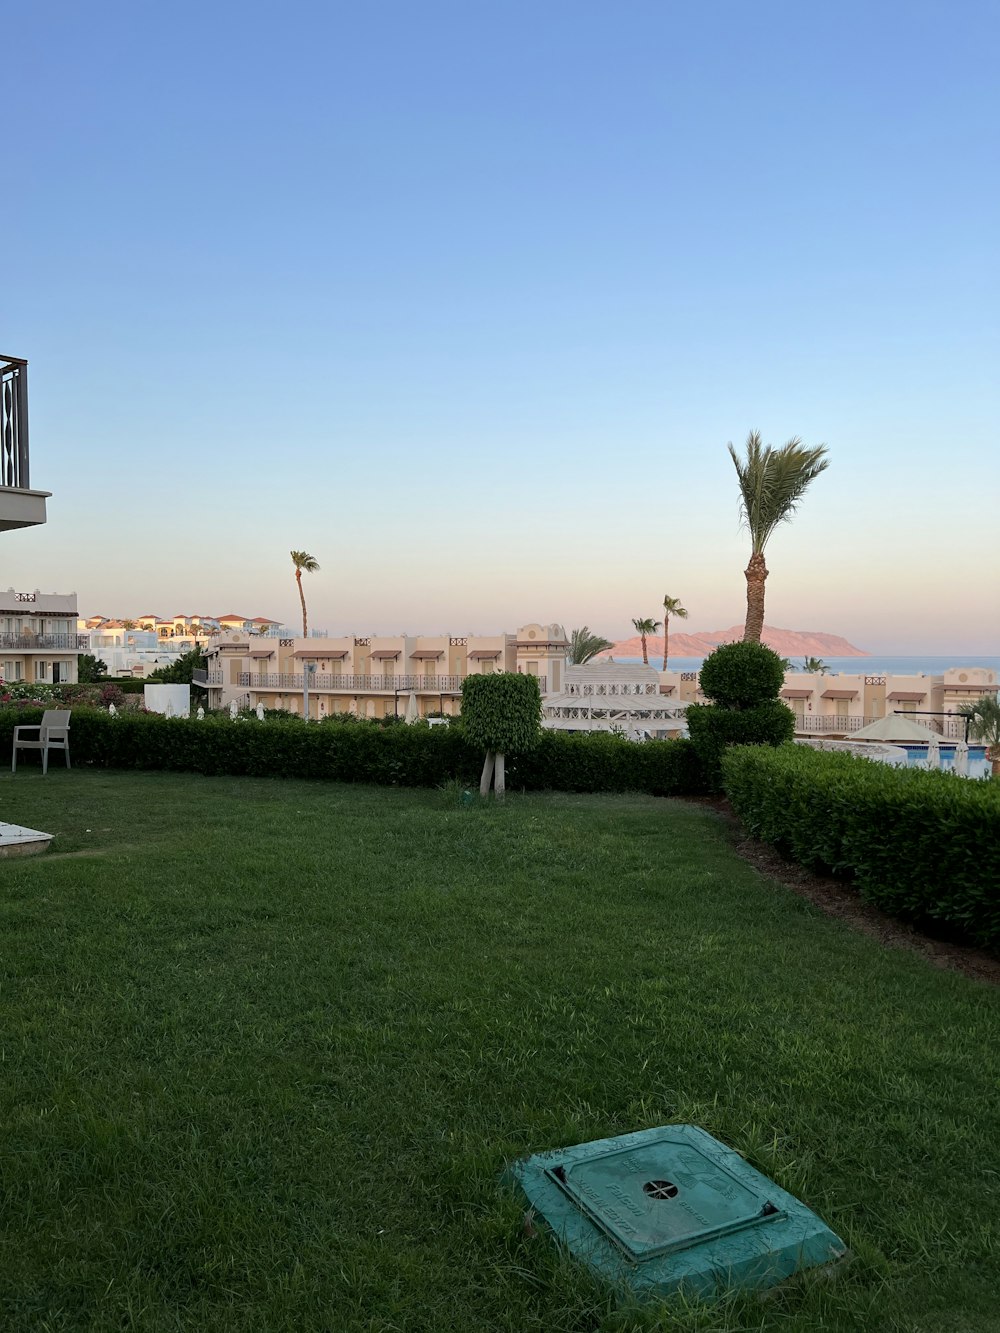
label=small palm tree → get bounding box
[631,617,661,666]
[728,430,829,643]
[957,696,1000,776]
[290,550,320,638]
[802,656,829,674]
[570,627,614,664]
[661,595,688,671]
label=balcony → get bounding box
[239,672,472,692]
[0,634,88,651]
[793,713,954,737]
[0,356,49,531]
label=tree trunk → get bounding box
[494,752,505,800]
[296,570,308,637]
[990,745,1000,777]
[743,553,768,643]
[479,750,495,797]
[662,618,668,672]
[641,634,648,665]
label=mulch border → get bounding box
[682,795,1000,986]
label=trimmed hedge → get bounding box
[721,743,1000,947]
[686,700,794,791]
[0,708,703,798]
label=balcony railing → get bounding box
[0,634,88,651]
[0,356,30,489]
[239,672,473,692]
[793,713,952,736]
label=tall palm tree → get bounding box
[631,617,661,666]
[661,595,688,671]
[728,430,829,643]
[958,696,1000,776]
[570,626,614,664]
[290,550,320,638]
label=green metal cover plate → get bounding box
[549,1139,781,1261]
[506,1124,846,1301]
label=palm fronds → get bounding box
[728,430,829,554]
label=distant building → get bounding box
[0,589,85,685]
[199,623,571,718]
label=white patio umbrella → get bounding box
[925,734,940,769]
[952,740,970,777]
[851,714,942,743]
[404,692,419,724]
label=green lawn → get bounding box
[1,770,998,1333]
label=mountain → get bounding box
[603,625,868,661]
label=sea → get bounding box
[613,655,1000,676]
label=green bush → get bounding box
[461,674,542,753]
[93,678,148,695]
[0,707,703,798]
[721,744,1000,946]
[687,701,794,790]
[698,640,787,709]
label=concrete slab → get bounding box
[0,822,54,857]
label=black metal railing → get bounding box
[0,634,88,650]
[0,356,30,489]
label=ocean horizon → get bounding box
[610,654,1000,676]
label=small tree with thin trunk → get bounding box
[631,617,661,666]
[290,550,320,637]
[661,595,688,670]
[461,673,542,799]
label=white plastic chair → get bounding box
[12,709,72,775]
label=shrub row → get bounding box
[721,744,1000,947]
[0,708,703,798]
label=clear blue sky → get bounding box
[5,0,998,651]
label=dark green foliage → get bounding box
[0,707,702,797]
[698,640,787,709]
[147,647,207,684]
[93,677,148,694]
[687,702,794,790]
[461,673,542,753]
[76,654,107,683]
[722,744,1000,946]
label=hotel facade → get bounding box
[198,623,571,719]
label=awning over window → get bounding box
[467,649,501,659]
[370,649,400,659]
[293,648,349,659]
[410,649,444,659]
[249,649,273,658]
[821,689,858,699]
[781,689,812,699]
[887,690,925,701]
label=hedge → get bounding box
[0,708,703,798]
[686,700,794,791]
[721,743,1000,947]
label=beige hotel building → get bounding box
[199,623,571,718]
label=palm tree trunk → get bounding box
[662,618,668,672]
[296,571,308,638]
[641,633,648,665]
[743,553,768,643]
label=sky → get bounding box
[4,0,998,652]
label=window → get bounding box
[35,660,49,682]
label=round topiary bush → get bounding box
[698,640,786,709]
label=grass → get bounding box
[1,769,998,1333]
